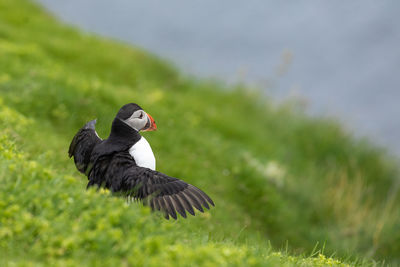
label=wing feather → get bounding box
[171,195,187,218]
[68,119,102,174]
[177,192,195,216]
[182,191,204,212]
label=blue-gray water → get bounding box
[37,0,400,155]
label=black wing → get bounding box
[68,119,102,175]
[123,167,215,219]
[89,152,214,220]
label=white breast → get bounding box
[129,136,156,170]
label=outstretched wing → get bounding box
[90,152,214,220]
[68,119,102,175]
[123,167,214,219]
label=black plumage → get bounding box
[68,104,214,219]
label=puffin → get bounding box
[68,103,214,219]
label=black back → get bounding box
[90,118,141,162]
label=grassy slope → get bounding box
[0,0,399,265]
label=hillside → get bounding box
[1,0,399,265]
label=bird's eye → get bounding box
[139,113,143,119]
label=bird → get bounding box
[68,103,214,219]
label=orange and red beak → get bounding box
[142,113,157,131]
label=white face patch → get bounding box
[123,110,148,131]
[129,136,156,170]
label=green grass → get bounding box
[0,0,399,265]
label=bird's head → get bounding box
[116,103,157,132]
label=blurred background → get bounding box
[37,0,400,155]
